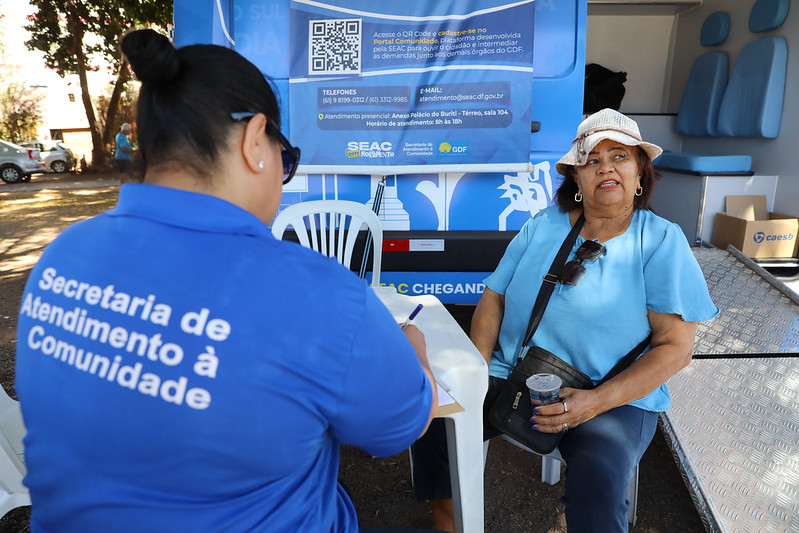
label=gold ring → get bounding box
[562,401,568,413]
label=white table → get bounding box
[374,287,489,533]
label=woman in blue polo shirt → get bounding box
[16,29,437,533]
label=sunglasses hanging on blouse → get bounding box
[559,240,605,286]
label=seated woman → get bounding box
[16,29,438,533]
[411,108,718,532]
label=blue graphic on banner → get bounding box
[288,0,535,172]
[372,272,488,305]
[278,158,563,232]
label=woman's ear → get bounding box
[239,113,269,173]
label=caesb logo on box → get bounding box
[754,231,795,243]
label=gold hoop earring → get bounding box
[574,191,583,203]
[635,185,643,197]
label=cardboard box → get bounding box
[711,195,799,258]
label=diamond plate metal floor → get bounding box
[662,247,799,533]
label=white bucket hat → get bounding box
[555,108,662,175]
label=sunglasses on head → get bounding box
[559,240,605,286]
[231,112,301,184]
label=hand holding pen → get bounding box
[400,304,424,329]
[399,304,430,388]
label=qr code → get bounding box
[309,18,362,75]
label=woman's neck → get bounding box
[571,203,635,243]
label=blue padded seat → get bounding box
[675,51,728,136]
[749,0,790,33]
[716,36,788,138]
[654,152,752,174]
[700,12,731,47]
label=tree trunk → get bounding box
[66,0,106,168]
[102,59,131,149]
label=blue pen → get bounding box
[400,304,424,329]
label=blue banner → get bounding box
[289,0,535,173]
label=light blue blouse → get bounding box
[484,206,719,412]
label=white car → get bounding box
[0,140,48,184]
[19,140,76,174]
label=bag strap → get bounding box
[520,212,585,351]
[598,334,652,385]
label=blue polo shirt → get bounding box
[114,132,132,160]
[16,184,433,533]
[485,206,718,412]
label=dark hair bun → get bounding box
[122,29,179,84]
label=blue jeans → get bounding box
[411,377,658,532]
[557,404,657,532]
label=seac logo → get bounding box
[346,141,394,158]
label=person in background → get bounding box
[114,122,135,182]
[411,108,718,532]
[16,28,438,533]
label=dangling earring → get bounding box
[635,185,643,197]
[258,161,264,169]
[574,191,583,203]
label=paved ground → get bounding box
[0,172,707,532]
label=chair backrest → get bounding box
[675,51,729,136]
[716,35,787,138]
[271,200,383,287]
[675,11,730,137]
[0,387,30,518]
[748,0,790,33]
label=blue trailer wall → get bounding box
[173,0,586,303]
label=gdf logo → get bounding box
[439,140,469,155]
[754,231,765,243]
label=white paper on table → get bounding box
[437,383,456,406]
[434,382,464,416]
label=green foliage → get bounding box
[0,82,44,143]
[0,13,43,143]
[24,0,171,166]
[25,0,172,78]
[0,13,7,68]
[96,80,138,130]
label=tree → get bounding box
[95,79,138,152]
[25,0,171,168]
[0,82,44,143]
[2,11,44,143]
[0,13,6,66]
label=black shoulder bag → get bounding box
[487,213,651,454]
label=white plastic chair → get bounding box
[484,435,639,525]
[271,200,383,287]
[0,387,29,518]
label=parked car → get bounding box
[0,140,48,184]
[19,140,76,174]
